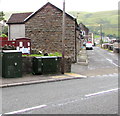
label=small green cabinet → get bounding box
[32,56,61,75]
[32,57,42,75]
[42,56,58,74]
[0,51,2,78]
[2,50,22,78]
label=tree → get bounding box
[0,11,7,35]
[0,11,5,21]
[2,26,8,35]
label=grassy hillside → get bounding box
[69,10,118,37]
[4,10,118,38]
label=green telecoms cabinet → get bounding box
[32,57,42,75]
[42,56,58,74]
[0,51,2,78]
[32,56,61,75]
[2,50,22,78]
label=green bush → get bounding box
[49,52,62,56]
[0,34,7,37]
[22,52,62,57]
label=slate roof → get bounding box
[7,12,33,24]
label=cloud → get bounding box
[0,0,119,12]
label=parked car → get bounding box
[86,43,93,50]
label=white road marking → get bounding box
[108,53,114,55]
[4,104,47,114]
[102,74,108,77]
[3,88,118,114]
[90,73,118,78]
[50,88,118,107]
[85,88,118,97]
[106,58,119,67]
[96,75,101,77]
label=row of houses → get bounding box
[6,2,89,62]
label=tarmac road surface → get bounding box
[2,74,118,114]
[72,46,118,76]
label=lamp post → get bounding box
[61,0,65,74]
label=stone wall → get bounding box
[22,56,71,75]
[25,3,76,62]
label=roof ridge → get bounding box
[12,12,33,14]
[7,2,76,24]
[24,2,76,22]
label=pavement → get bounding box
[0,48,88,88]
[77,47,88,66]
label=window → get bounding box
[28,42,30,46]
[19,42,23,47]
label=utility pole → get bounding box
[77,13,80,23]
[61,0,65,74]
[100,24,103,48]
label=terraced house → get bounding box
[7,2,81,62]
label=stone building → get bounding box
[79,23,89,48]
[79,23,89,41]
[7,2,81,62]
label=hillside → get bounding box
[69,10,118,37]
[4,10,118,38]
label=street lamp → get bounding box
[61,0,65,74]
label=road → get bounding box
[2,47,119,114]
[72,46,119,76]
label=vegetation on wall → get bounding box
[0,34,8,37]
[23,52,62,57]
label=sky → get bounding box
[0,0,119,12]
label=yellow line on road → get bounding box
[65,73,86,78]
[51,75,69,78]
[51,73,86,79]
